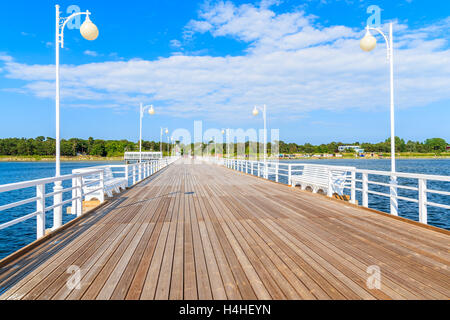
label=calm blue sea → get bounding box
[0,161,121,260]
[278,159,450,231]
[0,159,449,260]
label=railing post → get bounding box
[133,165,136,185]
[138,163,142,181]
[288,164,292,186]
[327,169,333,197]
[251,162,254,175]
[257,162,260,177]
[390,175,398,216]
[53,182,63,230]
[276,163,279,183]
[362,173,369,208]
[36,184,46,239]
[350,170,356,205]
[265,163,268,179]
[418,178,427,224]
[99,171,105,203]
[125,165,130,188]
[76,175,83,217]
[71,177,77,214]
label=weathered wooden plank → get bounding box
[0,160,448,301]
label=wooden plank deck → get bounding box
[0,160,449,300]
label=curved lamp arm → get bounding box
[140,104,154,118]
[366,26,391,60]
[59,10,91,48]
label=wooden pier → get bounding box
[0,160,449,300]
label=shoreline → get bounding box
[279,156,450,160]
[0,156,123,162]
[1,155,449,162]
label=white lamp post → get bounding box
[253,105,268,178]
[167,136,170,155]
[160,128,169,156]
[54,5,98,229]
[139,103,155,163]
[360,22,398,215]
[222,129,230,158]
[221,130,225,159]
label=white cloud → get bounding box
[170,39,183,48]
[0,53,13,62]
[84,50,100,57]
[1,1,449,121]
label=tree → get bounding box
[425,138,447,153]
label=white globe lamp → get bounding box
[80,15,99,41]
[360,29,377,52]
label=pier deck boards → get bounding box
[0,160,449,300]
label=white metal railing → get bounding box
[0,157,179,243]
[0,169,103,239]
[204,157,450,227]
[124,152,163,161]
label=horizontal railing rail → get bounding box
[0,169,103,239]
[124,152,163,161]
[0,157,179,245]
[203,157,449,228]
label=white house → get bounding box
[338,146,365,153]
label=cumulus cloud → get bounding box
[170,39,183,48]
[0,53,13,62]
[0,1,449,121]
[84,50,100,57]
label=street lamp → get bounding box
[167,135,170,156]
[53,5,98,229]
[221,129,227,158]
[221,129,228,158]
[253,105,268,178]
[139,103,155,163]
[160,128,169,157]
[360,22,398,215]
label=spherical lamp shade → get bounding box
[148,106,155,115]
[221,130,225,135]
[360,30,377,52]
[80,16,99,41]
[252,107,259,117]
[165,129,169,134]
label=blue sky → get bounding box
[0,0,449,144]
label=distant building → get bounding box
[338,146,365,154]
[446,146,450,152]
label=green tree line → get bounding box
[276,137,448,155]
[204,137,449,155]
[0,136,447,157]
[0,137,173,157]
